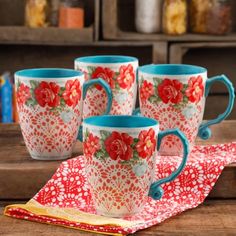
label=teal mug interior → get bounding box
[15,68,82,78]
[75,55,138,64]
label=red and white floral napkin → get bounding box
[4,142,236,235]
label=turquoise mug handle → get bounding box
[148,128,189,200]
[77,78,113,141]
[133,107,141,116]
[198,75,235,140]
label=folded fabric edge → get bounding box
[4,200,143,233]
[4,202,141,227]
[4,206,127,236]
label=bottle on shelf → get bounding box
[135,0,163,33]
[59,0,84,29]
[162,0,187,35]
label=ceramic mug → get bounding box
[81,115,189,217]
[136,64,235,155]
[15,68,112,160]
[74,55,139,118]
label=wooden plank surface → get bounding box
[0,121,235,199]
[0,200,236,235]
[0,26,93,45]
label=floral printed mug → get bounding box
[136,64,235,155]
[15,68,112,160]
[82,115,189,217]
[74,55,139,118]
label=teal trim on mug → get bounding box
[75,55,138,64]
[139,64,206,75]
[15,68,82,78]
[77,79,114,142]
[83,115,158,128]
[198,74,235,140]
[148,129,189,200]
[83,78,113,114]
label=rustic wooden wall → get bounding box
[0,44,153,73]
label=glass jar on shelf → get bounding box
[25,0,50,28]
[162,0,187,35]
[59,0,84,29]
[190,0,232,35]
[189,0,212,33]
[206,0,232,35]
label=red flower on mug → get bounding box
[136,128,156,159]
[91,67,115,90]
[62,79,81,107]
[34,81,60,108]
[157,79,183,104]
[83,133,100,158]
[185,76,204,103]
[140,80,154,102]
[17,83,31,106]
[117,64,135,90]
[104,131,133,161]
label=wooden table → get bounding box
[0,121,236,235]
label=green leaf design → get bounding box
[133,151,139,160]
[94,150,104,159]
[183,96,188,103]
[148,95,160,104]
[60,99,66,106]
[131,138,139,148]
[153,77,162,86]
[84,128,89,140]
[100,130,111,141]
[59,87,65,96]
[30,88,35,95]
[95,149,109,159]
[173,103,185,110]
[183,84,188,90]
[133,138,139,144]
[29,80,39,89]
[115,82,120,90]
[87,66,96,75]
[119,160,131,165]
[26,98,36,107]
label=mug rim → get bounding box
[15,68,83,79]
[139,64,207,76]
[75,55,139,64]
[83,115,158,129]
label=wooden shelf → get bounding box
[0,26,94,45]
[107,31,236,42]
[102,0,236,42]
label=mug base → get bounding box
[30,154,71,161]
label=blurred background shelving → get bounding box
[0,0,236,121]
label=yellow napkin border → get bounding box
[4,199,143,236]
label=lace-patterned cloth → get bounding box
[4,143,236,236]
